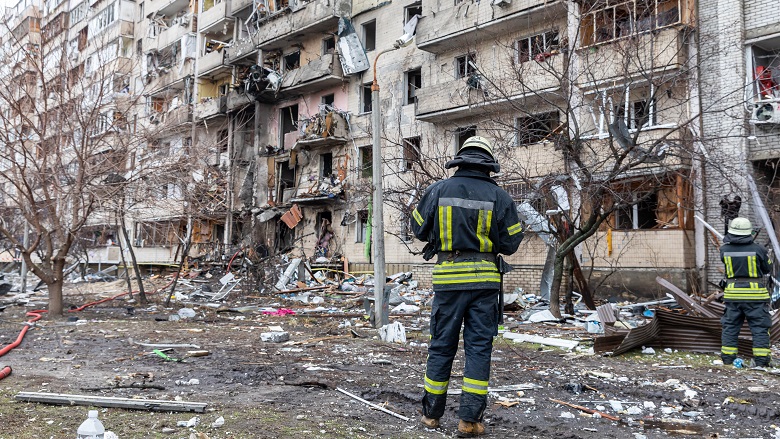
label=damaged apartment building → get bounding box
[4,0,780,299]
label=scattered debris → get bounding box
[503,333,579,349]
[15,392,208,412]
[260,332,290,343]
[335,387,410,421]
[549,398,620,421]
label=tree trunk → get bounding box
[115,218,133,301]
[549,253,566,318]
[48,265,65,316]
[120,212,147,305]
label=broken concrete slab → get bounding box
[260,332,290,343]
[503,333,579,349]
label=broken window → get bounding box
[516,30,560,63]
[322,36,335,55]
[405,3,422,26]
[402,136,421,171]
[361,83,372,113]
[588,86,661,137]
[276,160,296,203]
[276,221,295,252]
[321,94,335,107]
[614,98,654,130]
[616,191,658,230]
[405,68,421,105]
[359,146,372,178]
[580,0,682,46]
[750,38,780,105]
[516,111,560,146]
[356,210,368,243]
[456,126,477,151]
[283,51,300,72]
[362,20,376,52]
[135,220,182,247]
[320,152,333,177]
[281,104,298,134]
[456,53,477,79]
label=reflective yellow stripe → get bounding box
[507,222,523,236]
[753,348,771,357]
[433,261,498,273]
[476,209,493,252]
[462,377,489,395]
[412,208,424,226]
[725,256,734,278]
[721,346,738,355]
[434,273,502,282]
[438,205,452,251]
[748,255,757,277]
[424,376,449,394]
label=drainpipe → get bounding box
[691,0,708,293]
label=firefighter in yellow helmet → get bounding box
[720,217,773,367]
[411,136,524,436]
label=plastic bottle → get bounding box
[733,358,744,369]
[77,410,105,439]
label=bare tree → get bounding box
[0,9,147,315]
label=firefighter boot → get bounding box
[457,420,485,437]
[420,416,440,429]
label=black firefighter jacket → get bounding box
[720,233,772,302]
[411,168,524,292]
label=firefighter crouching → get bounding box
[720,217,773,367]
[411,136,524,436]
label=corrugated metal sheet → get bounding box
[595,279,780,357]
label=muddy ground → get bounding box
[1,279,779,439]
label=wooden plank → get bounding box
[15,392,207,413]
[656,276,719,318]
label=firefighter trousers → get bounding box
[721,301,772,366]
[422,288,498,422]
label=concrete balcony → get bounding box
[226,36,258,63]
[198,49,230,76]
[229,0,252,18]
[255,0,351,51]
[278,53,343,95]
[226,90,253,110]
[415,56,563,122]
[143,21,195,53]
[416,0,564,55]
[576,27,687,87]
[147,0,189,18]
[89,19,134,43]
[195,96,227,120]
[199,0,230,33]
[155,105,193,127]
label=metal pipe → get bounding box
[371,48,393,328]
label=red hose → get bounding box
[0,366,12,381]
[0,309,44,358]
[226,250,241,274]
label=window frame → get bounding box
[455,53,477,79]
[362,20,377,52]
[404,68,422,106]
[515,111,561,146]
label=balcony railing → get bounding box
[143,19,195,53]
[416,0,564,54]
[576,27,686,86]
[194,95,227,120]
[198,49,228,74]
[255,0,351,50]
[199,0,229,32]
[415,56,563,121]
[278,52,342,95]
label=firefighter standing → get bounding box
[411,136,524,436]
[720,217,773,367]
